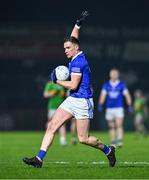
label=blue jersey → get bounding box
[102,80,128,108]
[68,51,93,98]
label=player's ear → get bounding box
[74,44,79,50]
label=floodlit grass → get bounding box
[0,131,149,179]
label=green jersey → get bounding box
[134,98,146,115]
[44,81,65,109]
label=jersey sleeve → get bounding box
[101,83,108,95]
[121,82,129,95]
[71,58,83,76]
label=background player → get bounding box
[23,11,116,168]
[133,89,148,136]
[98,68,132,148]
[43,80,67,146]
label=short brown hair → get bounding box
[64,36,80,45]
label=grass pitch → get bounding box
[0,131,149,179]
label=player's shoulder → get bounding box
[72,52,86,64]
[44,81,54,90]
[119,80,127,87]
[119,80,125,84]
[46,81,53,86]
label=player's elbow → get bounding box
[70,87,77,91]
[70,84,78,90]
[70,86,77,91]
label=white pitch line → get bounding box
[1,161,149,165]
[44,161,149,165]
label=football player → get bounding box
[98,68,132,147]
[23,11,116,168]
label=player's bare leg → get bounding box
[70,118,77,144]
[40,108,72,151]
[23,108,72,167]
[115,118,123,147]
[108,121,116,147]
[59,124,67,146]
[76,119,102,148]
[76,119,116,167]
[134,118,148,136]
[46,111,67,145]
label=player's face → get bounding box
[109,70,119,81]
[135,90,142,98]
[64,41,79,59]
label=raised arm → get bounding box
[70,25,80,39]
[71,11,89,39]
[50,11,89,88]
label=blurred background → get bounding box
[0,0,149,131]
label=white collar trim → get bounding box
[71,51,83,61]
[109,80,120,87]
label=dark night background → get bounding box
[0,0,149,130]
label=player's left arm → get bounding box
[123,89,133,112]
[55,11,89,90]
[71,25,80,39]
[123,87,133,113]
[57,74,81,90]
[122,83,132,107]
[124,91,132,106]
[71,11,89,39]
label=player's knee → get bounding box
[46,121,56,134]
[109,125,115,130]
[116,123,122,128]
[108,122,115,129]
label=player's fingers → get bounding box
[81,11,89,18]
